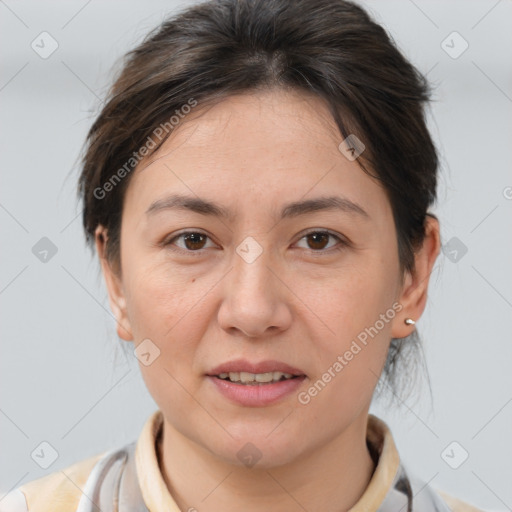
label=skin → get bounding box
[95,88,440,512]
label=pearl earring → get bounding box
[404,318,415,325]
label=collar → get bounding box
[75,409,454,511]
[135,410,180,511]
[134,410,410,511]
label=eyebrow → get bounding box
[145,193,370,221]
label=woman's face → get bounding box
[98,89,436,467]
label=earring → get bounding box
[404,318,415,326]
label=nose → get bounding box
[217,248,292,339]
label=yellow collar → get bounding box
[134,410,401,511]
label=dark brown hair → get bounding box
[78,0,439,405]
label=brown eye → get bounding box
[166,231,214,252]
[183,233,207,250]
[306,232,330,250]
[295,230,347,253]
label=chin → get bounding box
[200,428,306,470]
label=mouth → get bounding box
[206,359,307,406]
[213,371,302,385]
[207,359,306,382]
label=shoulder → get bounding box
[0,451,107,512]
[436,489,486,512]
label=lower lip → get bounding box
[207,375,306,407]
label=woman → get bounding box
[2,0,484,510]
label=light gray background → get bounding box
[1,1,511,510]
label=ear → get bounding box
[94,225,133,341]
[391,215,441,339]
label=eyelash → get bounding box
[163,229,349,257]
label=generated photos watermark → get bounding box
[93,98,198,200]
[297,301,403,405]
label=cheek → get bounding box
[127,264,211,415]
[123,259,222,385]
[123,256,206,339]
[309,260,398,342]
[304,260,397,396]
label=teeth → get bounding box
[240,371,254,383]
[274,371,292,381]
[255,372,274,382]
[218,371,295,384]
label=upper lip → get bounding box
[207,359,306,377]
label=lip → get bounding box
[206,359,307,407]
[207,359,306,377]
[207,375,306,407]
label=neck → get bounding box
[157,412,376,512]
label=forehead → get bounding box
[140,89,344,168]
[124,89,389,222]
